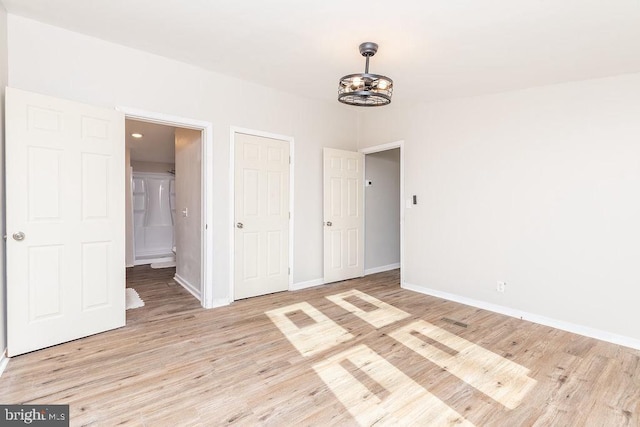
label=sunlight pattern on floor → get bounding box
[265,301,353,357]
[389,320,537,409]
[267,289,537,426]
[325,289,410,328]
[313,344,473,426]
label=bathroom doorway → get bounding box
[120,109,213,309]
[126,120,177,267]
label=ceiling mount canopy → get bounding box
[338,42,393,107]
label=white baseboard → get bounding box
[210,298,230,308]
[173,274,201,301]
[0,350,9,378]
[403,282,640,351]
[365,262,401,276]
[135,256,175,266]
[290,278,324,291]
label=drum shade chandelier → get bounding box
[338,42,393,107]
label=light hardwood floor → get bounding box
[1,266,639,426]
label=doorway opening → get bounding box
[119,107,214,309]
[126,120,179,268]
[360,141,404,285]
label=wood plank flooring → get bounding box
[1,266,639,426]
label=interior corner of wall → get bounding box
[355,110,364,149]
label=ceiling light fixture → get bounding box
[131,133,143,139]
[338,42,393,107]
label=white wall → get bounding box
[359,73,640,346]
[364,149,401,272]
[0,5,8,355]
[6,15,358,303]
[130,161,175,173]
[174,128,201,295]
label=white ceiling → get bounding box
[125,119,175,164]
[3,0,640,104]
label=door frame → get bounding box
[229,126,294,302]
[359,140,405,286]
[117,106,214,309]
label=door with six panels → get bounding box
[5,87,126,356]
[234,133,290,300]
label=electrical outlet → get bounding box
[496,281,506,293]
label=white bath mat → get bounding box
[150,261,176,269]
[126,288,145,310]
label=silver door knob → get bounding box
[326,221,332,227]
[236,222,244,229]
[12,232,25,241]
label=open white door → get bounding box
[323,148,364,283]
[6,87,126,356]
[234,133,290,299]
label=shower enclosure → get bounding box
[132,172,176,264]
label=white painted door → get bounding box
[323,148,364,283]
[6,87,126,356]
[234,133,290,299]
